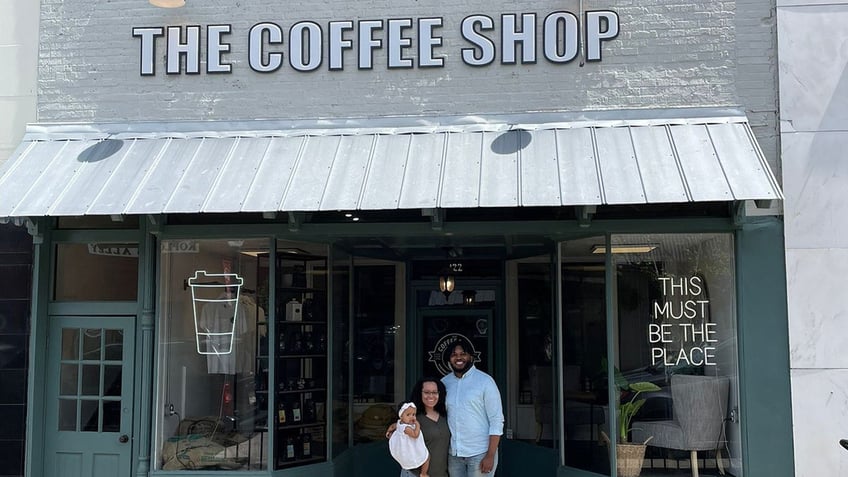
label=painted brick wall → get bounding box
[736,0,779,177]
[36,0,778,167]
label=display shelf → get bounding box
[273,252,329,471]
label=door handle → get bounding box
[119,434,130,443]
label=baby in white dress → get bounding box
[388,402,430,477]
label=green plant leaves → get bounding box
[628,382,661,393]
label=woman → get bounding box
[387,378,451,477]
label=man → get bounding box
[441,341,504,476]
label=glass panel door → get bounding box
[45,316,135,477]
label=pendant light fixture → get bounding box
[438,271,455,299]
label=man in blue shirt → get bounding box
[441,342,504,476]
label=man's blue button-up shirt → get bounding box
[441,365,504,457]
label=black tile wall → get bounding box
[0,405,25,438]
[0,224,32,477]
[0,300,29,334]
[0,439,24,476]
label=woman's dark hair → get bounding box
[408,377,447,418]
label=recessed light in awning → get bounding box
[591,244,658,254]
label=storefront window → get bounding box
[54,242,138,301]
[155,238,270,471]
[560,237,609,475]
[330,247,350,457]
[514,259,556,448]
[351,262,401,444]
[329,255,404,451]
[611,233,739,477]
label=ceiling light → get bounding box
[278,248,310,255]
[591,244,658,254]
[149,0,185,8]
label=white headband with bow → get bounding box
[399,402,417,417]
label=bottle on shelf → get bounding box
[279,330,287,354]
[277,401,288,425]
[304,398,316,422]
[303,298,314,320]
[301,432,312,458]
[292,331,304,353]
[292,400,302,423]
[285,435,296,461]
[305,331,315,352]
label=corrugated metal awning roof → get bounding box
[0,110,783,217]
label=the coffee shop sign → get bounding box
[132,10,619,75]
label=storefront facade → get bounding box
[0,1,793,476]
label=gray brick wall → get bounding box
[36,0,778,168]
[735,0,780,177]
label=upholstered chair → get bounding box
[630,374,730,477]
[529,365,555,443]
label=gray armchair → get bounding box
[630,374,729,477]
[529,365,554,443]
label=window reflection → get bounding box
[351,263,401,444]
[156,238,271,471]
[612,234,738,477]
[54,243,138,301]
[57,326,126,434]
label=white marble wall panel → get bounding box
[0,0,38,165]
[778,4,848,132]
[778,0,848,6]
[786,248,848,368]
[781,131,848,249]
[791,369,848,477]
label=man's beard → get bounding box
[451,359,472,375]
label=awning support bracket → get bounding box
[0,216,42,243]
[422,208,444,231]
[732,201,746,227]
[146,214,163,235]
[288,212,303,232]
[577,205,597,228]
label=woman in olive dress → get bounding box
[387,378,451,477]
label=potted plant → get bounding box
[600,368,661,477]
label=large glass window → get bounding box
[327,251,406,456]
[611,233,739,477]
[559,237,610,475]
[155,238,270,471]
[512,258,557,448]
[54,242,138,301]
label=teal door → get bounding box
[44,316,135,477]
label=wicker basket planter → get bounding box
[615,442,647,477]
[601,431,650,477]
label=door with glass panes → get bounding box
[44,315,135,477]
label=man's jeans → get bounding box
[448,451,499,477]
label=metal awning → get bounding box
[0,110,783,217]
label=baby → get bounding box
[388,402,430,477]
